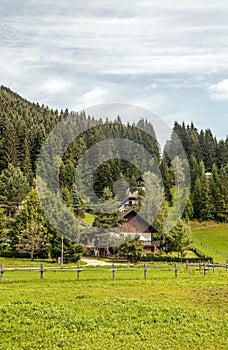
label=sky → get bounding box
[0,0,228,139]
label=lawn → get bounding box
[0,264,227,350]
[0,257,88,269]
[190,222,228,264]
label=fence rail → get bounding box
[0,261,227,281]
[194,239,228,257]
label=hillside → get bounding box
[0,86,227,261]
[0,85,65,177]
[190,222,228,264]
[0,85,160,194]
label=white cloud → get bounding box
[40,78,72,95]
[75,87,109,110]
[208,79,228,100]
[0,0,228,139]
[2,3,228,78]
[145,83,157,90]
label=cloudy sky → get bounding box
[0,0,228,139]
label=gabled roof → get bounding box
[122,209,158,233]
[117,193,138,209]
[136,176,144,182]
[117,197,130,208]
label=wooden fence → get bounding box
[195,239,227,257]
[0,261,227,281]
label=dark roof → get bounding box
[136,176,144,182]
[122,209,158,232]
[117,197,130,208]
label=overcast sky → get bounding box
[0,0,228,139]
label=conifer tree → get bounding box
[165,220,192,257]
[71,183,82,215]
[14,189,48,260]
[0,164,30,214]
[210,165,228,222]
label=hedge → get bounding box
[140,253,213,263]
[0,251,31,258]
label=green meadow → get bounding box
[191,222,228,264]
[82,212,95,226]
[0,222,227,350]
[0,266,227,350]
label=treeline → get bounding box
[163,122,228,222]
[0,86,227,259]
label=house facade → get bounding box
[119,209,160,254]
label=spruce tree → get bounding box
[0,164,30,214]
[71,183,82,215]
[165,220,192,257]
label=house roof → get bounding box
[122,209,158,233]
[117,193,138,209]
[117,197,130,208]
[136,176,144,182]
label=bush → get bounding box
[140,253,213,263]
[0,251,31,258]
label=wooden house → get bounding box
[120,209,160,254]
[118,190,139,213]
[118,175,146,214]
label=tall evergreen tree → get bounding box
[0,164,30,214]
[14,189,48,260]
[165,220,192,257]
[71,183,82,215]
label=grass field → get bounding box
[0,265,227,350]
[82,212,95,225]
[190,222,228,264]
[0,222,227,349]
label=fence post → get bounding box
[212,262,215,273]
[199,260,201,271]
[207,260,210,271]
[174,263,178,278]
[0,263,4,281]
[112,263,115,279]
[144,263,147,279]
[77,264,82,279]
[186,260,188,270]
[226,260,228,272]
[203,262,207,277]
[40,264,44,280]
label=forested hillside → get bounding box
[164,122,228,222]
[0,86,160,195]
[0,86,227,260]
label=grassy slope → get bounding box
[190,222,228,264]
[0,269,227,350]
[82,212,95,225]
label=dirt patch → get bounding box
[80,257,113,266]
